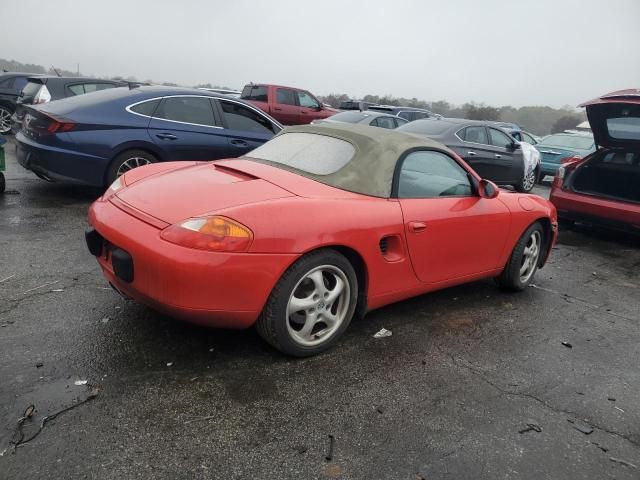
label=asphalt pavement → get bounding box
[1,138,639,479]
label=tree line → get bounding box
[2,57,583,136]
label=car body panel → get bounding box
[536,133,595,176]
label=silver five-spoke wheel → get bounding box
[116,156,151,177]
[286,265,350,347]
[522,169,536,192]
[519,230,541,283]
[0,107,12,134]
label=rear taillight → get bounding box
[554,160,581,189]
[24,112,75,135]
[47,120,76,133]
[560,155,582,164]
[33,85,52,104]
[161,216,253,252]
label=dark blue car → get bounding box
[15,85,283,187]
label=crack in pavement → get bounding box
[438,347,640,450]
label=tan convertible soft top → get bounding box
[244,123,452,198]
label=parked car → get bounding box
[339,100,377,111]
[240,83,338,125]
[86,123,557,356]
[11,76,126,133]
[16,85,282,187]
[398,117,536,192]
[550,89,640,232]
[313,110,408,129]
[198,88,241,98]
[0,72,45,134]
[368,105,434,121]
[535,132,595,179]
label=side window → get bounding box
[129,99,160,117]
[297,91,319,109]
[240,85,268,101]
[276,88,297,106]
[0,77,15,89]
[218,100,275,134]
[68,84,86,95]
[14,77,28,91]
[84,83,117,93]
[398,150,473,198]
[154,96,216,126]
[511,132,522,141]
[521,132,536,144]
[460,126,488,145]
[394,117,409,128]
[398,111,413,121]
[414,112,430,120]
[489,128,514,149]
[375,116,396,129]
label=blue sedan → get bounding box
[15,85,282,187]
[535,132,595,178]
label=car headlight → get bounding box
[160,216,253,252]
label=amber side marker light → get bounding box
[161,216,253,252]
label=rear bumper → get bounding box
[16,132,108,186]
[540,161,560,176]
[550,187,640,232]
[87,199,299,329]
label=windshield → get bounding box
[398,120,451,135]
[607,117,640,140]
[540,134,594,150]
[246,132,355,175]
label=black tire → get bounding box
[497,222,544,291]
[0,105,13,135]
[256,249,358,357]
[105,149,157,187]
[515,167,538,193]
[0,172,5,194]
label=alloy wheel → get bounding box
[522,169,536,192]
[286,265,351,347]
[519,230,541,283]
[0,107,12,134]
[116,157,151,177]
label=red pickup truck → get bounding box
[240,84,338,125]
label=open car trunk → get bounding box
[570,150,640,204]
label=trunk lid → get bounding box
[580,89,640,149]
[115,163,295,224]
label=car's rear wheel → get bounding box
[0,106,13,134]
[256,249,358,357]
[497,222,544,291]
[106,150,157,187]
[515,167,538,193]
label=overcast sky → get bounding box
[3,0,639,108]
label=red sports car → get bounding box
[86,124,557,356]
[550,89,640,233]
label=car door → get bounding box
[274,88,301,125]
[488,127,522,183]
[214,98,279,157]
[148,95,230,160]
[452,125,497,178]
[397,150,510,283]
[296,90,322,124]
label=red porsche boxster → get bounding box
[86,124,557,356]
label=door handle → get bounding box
[230,139,249,147]
[156,133,177,140]
[467,151,477,156]
[409,221,427,233]
[495,154,502,159]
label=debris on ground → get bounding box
[376,406,385,414]
[373,328,392,338]
[166,362,174,367]
[607,397,616,401]
[51,288,64,293]
[591,442,608,453]
[20,280,59,295]
[614,406,625,413]
[293,445,308,454]
[561,341,573,348]
[325,434,335,461]
[9,387,100,452]
[74,380,88,386]
[568,419,593,435]
[101,317,110,324]
[609,457,638,469]
[35,362,43,368]
[518,423,542,434]
[0,274,16,284]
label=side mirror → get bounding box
[509,141,521,151]
[478,179,499,199]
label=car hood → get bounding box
[580,89,640,149]
[115,162,295,225]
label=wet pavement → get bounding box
[1,138,639,479]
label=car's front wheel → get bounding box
[0,106,13,135]
[497,222,544,291]
[515,167,538,193]
[256,249,358,357]
[106,149,157,187]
